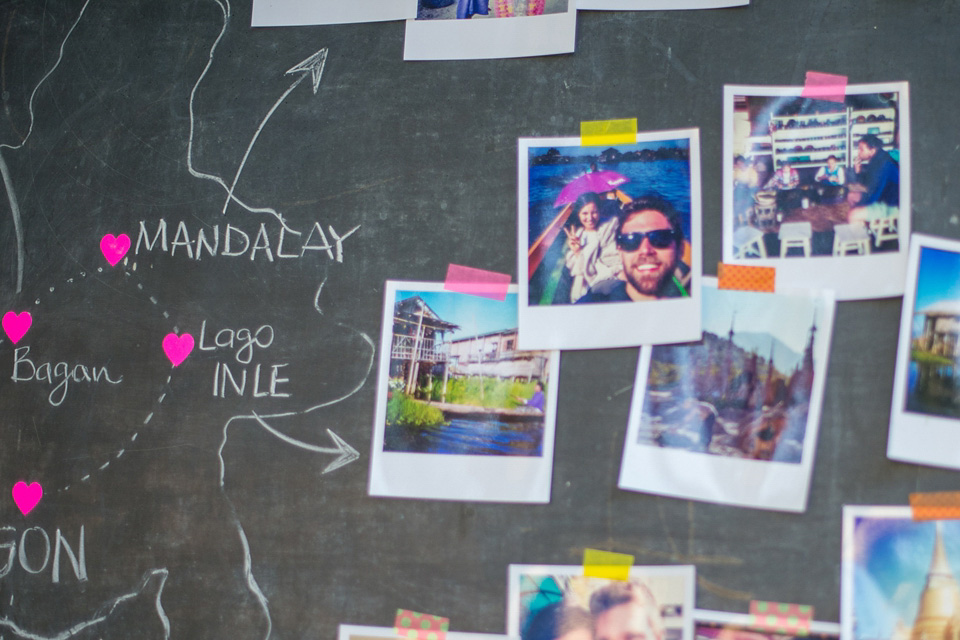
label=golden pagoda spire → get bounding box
[911,522,960,640]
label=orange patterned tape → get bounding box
[910,492,960,520]
[748,601,813,635]
[394,609,449,640]
[717,263,775,292]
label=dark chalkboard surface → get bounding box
[0,0,958,637]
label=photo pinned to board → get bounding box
[618,278,835,512]
[252,0,417,26]
[694,609,839,639]
[338,626,510,640]
[841,505,960,640]
[369,281,559,503]
[888,234,960,470]
[577,0,746,10]
[723,82,910,300]
[517,129,702,350]
[507,564,695,640]
[404,0,575,60]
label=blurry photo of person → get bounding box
[847,133,899,227]
[577,196,690,303]
[515,381,546,412]
[562,192,622,302]
[522,603,592,640]
[764,161,801,211]
[590,581,665,640]
[814,154,846,202]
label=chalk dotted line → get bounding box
[23,256,179,494]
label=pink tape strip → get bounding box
[801,71,848,103]
[444,264,511,300]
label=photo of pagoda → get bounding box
[638,285,821,463]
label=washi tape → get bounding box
[748,600,813,635]
[801,71,848,104]
[717,263,775,292]
[580,118,638,146]
[394,609,449,640]
[910,492,960,520]
[583,548,634,581]
[443,264,511,301]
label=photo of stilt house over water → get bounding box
[638,286,821,463]
[384,289,554,456]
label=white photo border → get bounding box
[517,129,703,350]
[722,82,911,301]
[695,609,840,636]
[888,233,960,470]
[403,5,575,61]
[577,0,746,10]
[618,278,835,512]
[252,0,417,26]
[339,625,513,640]
[840,505,914,640]
[506,564,696,639]
[369,281,560,503]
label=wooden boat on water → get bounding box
[414,399,544,422]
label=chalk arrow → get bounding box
[222,47,329,215]
[284,48,328,95]
[247,413,359,475]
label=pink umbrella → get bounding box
[553,170,629,207]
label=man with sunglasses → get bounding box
[576,195,689,303]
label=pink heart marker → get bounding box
[162,333,194,367]
[2,311,32,344]
[12,481,42,516]
[100,233,131,267]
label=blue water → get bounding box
[527,159,692,245]
[384,417,544,456]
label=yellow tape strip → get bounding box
[580,119,637,147]
[583,548,634,581]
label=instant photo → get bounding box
[618,278,834,512]
[252,0,417,25]
[507,564,695,640]
[577,0,746,9]
[369,281,559,502]
[404,0,575,60]
[339,626,510,640]
[841,506,960,640]
[517,129,702,350]
[888,234,960,470]
[694,609,840,638]
[723,82,910,300]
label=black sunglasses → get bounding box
[616,229,677,251]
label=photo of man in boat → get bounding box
[576,196,690,303]
[524,138,693,306]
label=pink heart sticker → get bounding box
[100,233,131,267]
[2,311,32,344]
[162,333,194,367]
[12,481,42,516]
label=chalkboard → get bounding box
[0,0,958,637]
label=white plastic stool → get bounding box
[833,223,870,256]
[733,226,768,259]
[779,221,812,258]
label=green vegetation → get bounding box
[386,392,447,428]
[912,349,954,367]
[429,377,543,410]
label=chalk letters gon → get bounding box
[0,525,87,584]
[134,219,359,263]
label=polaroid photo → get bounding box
[507,564,695,640]
[841,505,960,640]
[694,609,840,638]
[577,0,746,10]
[252,0,417,26]
[618,278,835,512]
[404,0,575,61]
[517,129,702,350]
[888,234,960,470]
[339,626,513,640]
[369,281,560,503]
[723,82,911,300]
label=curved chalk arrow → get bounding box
[251,413,359,474]
[221,48,328,216]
